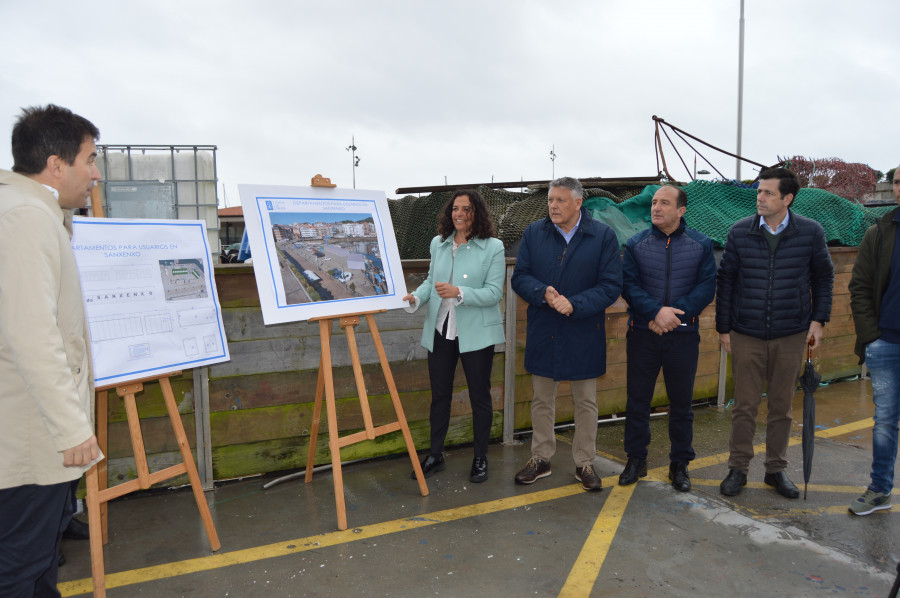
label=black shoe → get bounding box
[514,457,551,484]
[63,517,90,540]
[575,465,603,491]
[669,462,691,492]
[470,457,488,483]
[764,471,800,499]
[411,454,445,479]
[618,457,647,486]
[720,469,747,496]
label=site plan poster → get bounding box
[71,217,230,387]
[239,184,408,324]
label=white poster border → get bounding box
[239,184,408,324]
[71,217,230,387]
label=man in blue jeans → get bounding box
[618,185,716,491]
[848,165,900,515]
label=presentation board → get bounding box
[71,217,230,386]
[239,184,408,324]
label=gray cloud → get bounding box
[2,0,898,202]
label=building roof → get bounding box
[219,206,243,217]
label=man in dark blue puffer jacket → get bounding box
[619,185,716,492]
[717,168,833,499]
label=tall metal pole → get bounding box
[736,0,745,181]
[346,136,358,189]
[550,144,556,179]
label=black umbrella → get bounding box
[799,342,821,500]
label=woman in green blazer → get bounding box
[403,190,505,482]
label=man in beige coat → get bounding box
[0,105,103,596]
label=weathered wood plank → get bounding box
[106,414,196,459]
[189,248,861,481]
[210,411,504,479]
[208,354,505,412]
[206,385,505,448]
[102,376,194,424]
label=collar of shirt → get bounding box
[41,183,59,200]
[553,212,582,244]
[760,210,790,235]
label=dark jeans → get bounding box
[624,329,700,463]
[427,329,495,458]
[0,481,73,598]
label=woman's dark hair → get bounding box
[437,189,496,241]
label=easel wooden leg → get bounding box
[317,319,348,530]
[303,311,429,530]
[122,389,152,489]
[95,389,109,544]
[367,314,429,496]
[305,353,326,482]
[159,377,221,551]
[344,322,375,438]
[85,464,106,598]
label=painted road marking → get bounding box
[58,417,878,596]
[559,484,636,597]
[58,480,605,596]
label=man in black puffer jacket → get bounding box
[619,185,716,492]
[717,167,833,499]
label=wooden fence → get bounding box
[99,247,860,486]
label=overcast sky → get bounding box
[2,1,898,205]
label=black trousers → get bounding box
[624,329,700,463]
[0,481,73,598]
[427,328,495,458]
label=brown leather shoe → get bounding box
[515,457,551,484]
[575,464,603,491]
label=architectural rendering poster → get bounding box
[71,217,230,387]
[238,184,408,324]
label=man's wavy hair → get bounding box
[437,189,496,241]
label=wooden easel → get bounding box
[83,187,220,597]
[305,311,429,529]
[303,172,427,529]
[85,374,221,597]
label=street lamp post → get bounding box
[736,0,745,181]
[346,136,360,189]
[550,144,556,179]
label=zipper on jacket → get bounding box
[766,251,776,338]
[664,236,672,304]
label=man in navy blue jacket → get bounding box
[619,185,716,492]
[511,177,622,491]
[717,168,833,499]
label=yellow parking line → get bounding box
[58,416,879,596]
[559,484,636,597]
[690,479,868,494]
[756,505,897,517]
[553,415,878,595]
[815,417,873,439]
[58,480,602,596]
